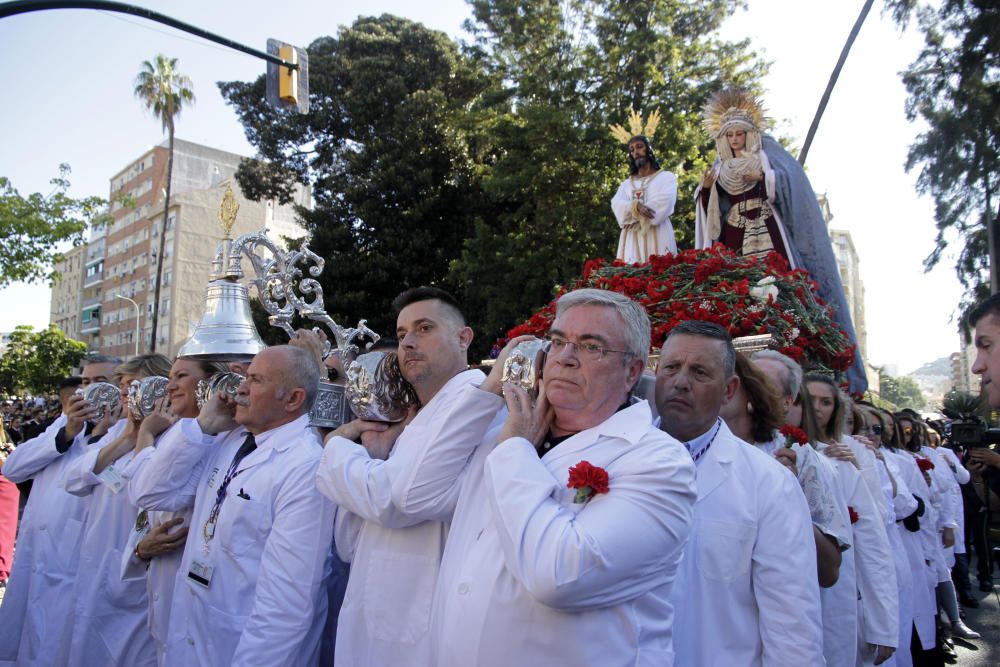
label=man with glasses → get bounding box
[399,288,696,665]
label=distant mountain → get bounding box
[911,357,951,377]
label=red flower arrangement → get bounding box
[499,246,855,376]
[780,425,810,448]
[567,460,610,504]
[848,506,859,524]
[916,458,935,472]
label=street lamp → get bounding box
[113,293,141,357]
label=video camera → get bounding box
[941,409,1000,448]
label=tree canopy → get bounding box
[0,165,107,288]
[888,0,999,312]
[220,15,492,338]
[878,369,926,411]
[0,325,88,397]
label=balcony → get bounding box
[83,270,104,288]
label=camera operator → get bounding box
[966,293,1000,592]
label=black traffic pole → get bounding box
[0,0,298,71]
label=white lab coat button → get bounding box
[458,583,470,595]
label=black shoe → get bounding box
[978,580,994,592]
[959,593,980,608]
[941,642,958,662]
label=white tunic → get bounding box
[884,449,936,650]
[0,415,90,666]
[936,447,969,556]
[59,419,157,667]
[432,399,696,666]
[611,170,678,263]
[315,369,499,667]
[123,429,193,663]
[881,452,918,667]
[129,415,334,667]
[816,453,859,667]
[672,423,824,666]
[817,441,899,659]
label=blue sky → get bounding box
[0,0,965,373]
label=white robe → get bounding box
[884,450,936,650]
[671,422,824,666]
[315,370,499,667]
[431,399,696,666]
[757,433,852,549]
[816,453,859,667]
[840,437,900,665]
[816,441,898,665]
[58,419,157,667]
[0,415,90,666]
[882,451,918,667]
[938,447,969,556]
[123,428,193,664]
[611,170,678,263]
[128,415,334,667]
[693,150,796,268]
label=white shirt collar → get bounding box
[685,418,722,465]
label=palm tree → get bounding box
[134,54,194,353]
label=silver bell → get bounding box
[177,280,267,362]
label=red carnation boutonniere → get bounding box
[779,424,809,448]
[848,505,859,524]
[916,458,935,473]
[567,460,610,504]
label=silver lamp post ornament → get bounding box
[179,185,383,428]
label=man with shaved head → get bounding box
[130,345,335,666]
[316,286,502,667]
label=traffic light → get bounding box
[266,39,309,113]
[278,46,298,104]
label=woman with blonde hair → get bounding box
[805,374,899,667]
[123,356,229,663]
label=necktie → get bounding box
[232,432,257,467]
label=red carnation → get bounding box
[780,425,810,447]
[567,460,610,504]
[848,505,859,524]
[916,458,935,472]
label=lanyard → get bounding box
[202,433,256,544]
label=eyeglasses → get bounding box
[545,335,631,363]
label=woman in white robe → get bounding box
[123,357,228,664]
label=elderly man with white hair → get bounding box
[391,288,696,666]
[130,345,335,667]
